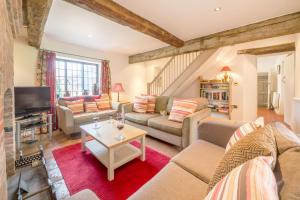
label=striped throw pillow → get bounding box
[84,102,99,113]
[65,99,84,114]
[168,99,198,122]
[205,156,278,200]
[95,94,111,110]
[225,117,264,152]
[141,95,156,113]
[133,96,148,113]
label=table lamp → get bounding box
[220,66,232,82]
[112,83,125,102]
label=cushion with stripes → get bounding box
[95,94,111,110]
[133,96,148,113]
[225,117,264,152]
[168,98,198,122]
[65,99,84,114]
[84,102,99,113]
[205,156,278,200]
[141,94,157,113]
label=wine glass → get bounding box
[93,114,100,129]
[115,113,126,140]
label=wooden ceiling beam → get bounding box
[26,0,53,48]
[63,0,184,47]
[129,12,300,64]
[237,43,295,55]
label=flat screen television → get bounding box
[14,87,51,117]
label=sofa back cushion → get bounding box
[205,156,278,200]
[167,97,208,114]
[65,99,84,114]
[154,96,169,113]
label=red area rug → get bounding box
[52,141,170,200]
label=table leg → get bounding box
[140,135,146,161]
[81,130,86,152]
[108,148,114,181]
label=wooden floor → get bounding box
[257,107,285,124]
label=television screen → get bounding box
[14,87,51,117]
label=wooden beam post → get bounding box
[237,43,295,55]
[27,0,53,48]
[63,0,184,47]
[129,12,300,63]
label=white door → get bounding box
[282,53,295,126]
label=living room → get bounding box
[1,0,300,200]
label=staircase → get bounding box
[147,51,201,96]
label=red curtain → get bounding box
[101,60,111,95]
[40,51,57,130]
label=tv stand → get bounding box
[16,114,53,150]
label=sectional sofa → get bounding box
[129,119,300,199]
[122,96,211,149]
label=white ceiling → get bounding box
[44,0,300,55]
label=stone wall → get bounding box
[0,0,16,199]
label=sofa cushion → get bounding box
[125,112,160,126]
[171,140,225,184]
[205,156,278,200]
[167,97,209,113]
[168,98,198,122]
[154,96,169,113]
[274,147,300,200]
[148,115,182,136]
[128,162,208,200]
[133,96,148,113]
[208,124,277,191]
[65,99,84,114]
[74,110,117,125]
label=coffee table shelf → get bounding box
[81,120,146,181]
[85,140,142,169]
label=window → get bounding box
[56,58,100,98]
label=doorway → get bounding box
[256,53,295,125]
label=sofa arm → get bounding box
[57,105,75,135]
[122,103,134,113]
[198,117,245,148]
[182,108,211,148]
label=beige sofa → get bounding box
[57,97,122,135]
[129,118,300,199]
[123,96,211,149]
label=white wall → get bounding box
[14,36,38,86]
[14,34,147,101]
[293,34,300,133]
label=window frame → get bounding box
[55,58,100,97]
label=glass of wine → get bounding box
[93,114,100,129]
[115,113,125,140]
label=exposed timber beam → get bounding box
[237,43,295,55]
[129,12,300,64]
[63,0,184,47]
[27,0,53,48]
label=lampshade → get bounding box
[112,83,125,92]
[220,66,232,72]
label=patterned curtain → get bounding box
[101,60,111,96]
[36,50,57,130]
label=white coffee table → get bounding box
[80,120,146,181]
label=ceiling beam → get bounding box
[63,0,184,47]
[237,43,295,55]
[26,0,53,48]
[129,12,300,64]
